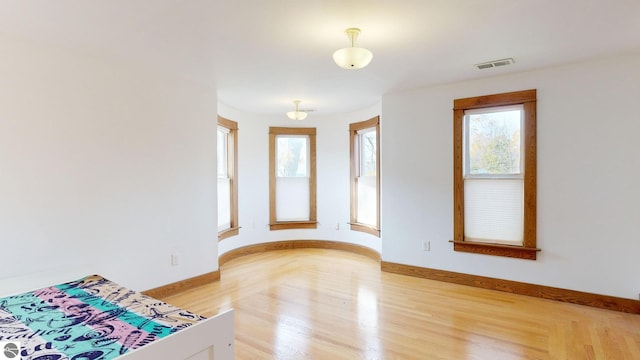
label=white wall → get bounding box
[5,32,636,301]
[217,103,382,256]
[0,34,218,293]
[381,52,640,299]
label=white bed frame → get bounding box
[1,271,235,360]
[119,309,234,360]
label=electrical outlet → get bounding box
[336,222,340,230]
[171,254,180,266]
[422,241,430,252]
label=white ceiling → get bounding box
[2,0,640,116]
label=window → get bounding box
[349,116,380,236]
[217,116,238,240]
[453,89,538,259]
[269,127,317,230]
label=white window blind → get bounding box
[217,177,231,231]
[464,179,523,245]
[276,177,310,221]
[356,176,376,225]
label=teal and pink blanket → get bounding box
[0,275,206,360]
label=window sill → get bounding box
[450,240,540,260]
[269,221,318,231]
[218,227,240,241]
[349,223,380,237]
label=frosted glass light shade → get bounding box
[333,47,373,69]
[286,110,308,120]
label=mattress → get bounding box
[0,274,206,360]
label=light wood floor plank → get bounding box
[162,249,640,359]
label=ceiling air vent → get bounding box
[475,58,514,70]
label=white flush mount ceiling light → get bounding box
[332,27,373,70]
[286,100,308,120]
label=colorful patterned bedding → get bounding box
[0,274,206,360]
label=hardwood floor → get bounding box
[162,249,640,359]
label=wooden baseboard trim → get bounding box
[219,240,380,267]
[143,270,220,299]
[381,261,640,314]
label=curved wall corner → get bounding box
[216,102,382,259]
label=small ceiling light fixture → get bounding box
[332,27,373,70]
[286,100,308,120]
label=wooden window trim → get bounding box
[349,223,380,237]
[349,116,380,237]
[218,227,240,241]
[453,89,538,259]
[269,221,318,231]
[217,116,239,241]
[269,127,317,231]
